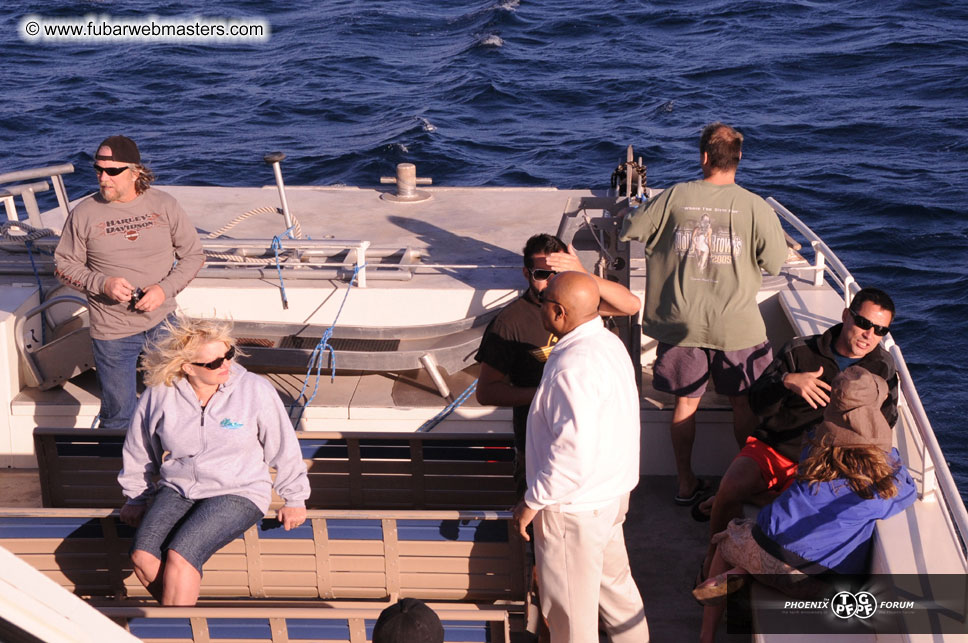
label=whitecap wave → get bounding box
[480,34,504,47]
[420,117,437,132]
[497,0,520,10]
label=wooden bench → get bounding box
[33,428,517,510]
[97,603,513,643]
[0,509,531,643]
[0,507,530,637]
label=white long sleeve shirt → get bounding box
[524,317,641,512]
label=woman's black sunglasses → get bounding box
[93,164,130,177]
[850,311,890,336]
[191,345,236,370]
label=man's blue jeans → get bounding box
[90,318,170,430]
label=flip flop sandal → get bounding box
[674,479,708,506]
[692,571,748,606]
[691,498,712,522]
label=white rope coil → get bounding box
[0,220,56,244]
[205,206,304,264]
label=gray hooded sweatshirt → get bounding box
[119,362,309,514]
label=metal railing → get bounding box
[768,196,968,559]
[0,164,75,230]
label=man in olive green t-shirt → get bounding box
[619,123,787,506]
[54,135,204,429]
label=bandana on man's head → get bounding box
[95,135,141,164]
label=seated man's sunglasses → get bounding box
[93,164,130,176]
[529,268,557,281]
[191,345,236,370]
[850,311,890,336]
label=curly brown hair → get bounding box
[133,164,155,195]
[798,433,900,500]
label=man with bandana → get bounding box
[55,135,204,429]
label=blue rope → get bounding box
[290,263,366,425]
[416,379,478,433]
[270,233,290,310]
[24,240,47,344]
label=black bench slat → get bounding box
[34,428,517,510]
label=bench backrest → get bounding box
[33,428,517,510]
[100,604,511,643]
[0,508,528,603]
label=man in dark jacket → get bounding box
[699,287,897,574]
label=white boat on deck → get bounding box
[0,154,965,642]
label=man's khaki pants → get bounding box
[534,494,649,642]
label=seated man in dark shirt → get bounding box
[475,233,641,495]
[698,287,898,577]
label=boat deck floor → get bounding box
[0,470,733,642]
[13,366,719,405]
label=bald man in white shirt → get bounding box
[513,271,649,643]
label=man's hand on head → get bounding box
[545,244,587,275]
[134,284,166,312]
[102,276,135,303]
[782,367,832,409]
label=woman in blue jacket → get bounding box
[694,367,917,642]
[118,316,310,606]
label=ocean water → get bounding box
[2,1,966,493]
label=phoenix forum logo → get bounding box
[831,590,877,619]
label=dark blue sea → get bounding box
[2,1,966,494]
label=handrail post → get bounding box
[1,195,15,222]
[811,240,825,286]
[843,275,855,308]
[50,173,72,227]
[921,410,937,499]
[355,241,369,288]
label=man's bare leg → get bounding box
[728,393,757,447]
[672,395,704,499]
[703,457,767,578]
[699,545,732,643]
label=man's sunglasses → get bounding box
[850,311,890,337]
[538,291,564,308]
[93,164,130,177]
[191,345,236,370]
[529,268,557,281]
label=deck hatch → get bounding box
[235,337,275,348]
[279,336,401,352]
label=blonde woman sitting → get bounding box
[118,316,309,606]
